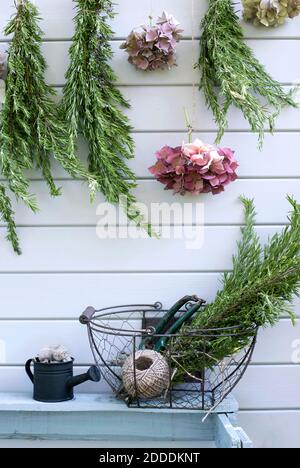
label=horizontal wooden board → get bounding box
[238,410,300,448]
[0,272,221,319]
[51,86,300,132]
[2,179,299,226]
[1,1,299,40]
[1,39,298,86]
[0,319,298,365]
[0,226,286,272]
[0,440,215,448]
[0,365,299,410]
[1,51,298,131]
[121,86,300,132]
[254,320,300,364]
[8,132,300,180]
[235,365,300,410]
[0,272,298,319]
[38,39,300,85]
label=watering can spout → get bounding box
[68,365,101,389]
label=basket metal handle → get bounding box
[79,306,96,324]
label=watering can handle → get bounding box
[25,359,34,383]
[79,306,96,324]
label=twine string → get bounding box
[191,0,197,133]
[149,0,154,24]
[183,0,197,142]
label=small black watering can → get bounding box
[25,358,101,402]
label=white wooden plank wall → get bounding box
[0,0,300,448]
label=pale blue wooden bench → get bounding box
[0,393,252,448]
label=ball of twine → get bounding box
[122,349,170,398]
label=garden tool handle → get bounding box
[79,306,96,324]
[154,295,200,335]
[25,358,34,383]
[139,295,200,349]
[154,299,206,352]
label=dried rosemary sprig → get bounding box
[198,0,298,146]
[61,0,154,235]
[0,0,99,253]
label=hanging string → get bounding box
[149,0,154,25]
[183,0,197,142]
[191,0,197,133]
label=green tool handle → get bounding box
[154,295,199,335]
[139,295,199,350]
[154,300,205,352]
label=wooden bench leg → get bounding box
[234,427,253,448]
[214,414,253,448]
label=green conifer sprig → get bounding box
[0,184,21,255]
[198,0,298,146]
[0,0,100,253]
[61,0,154,235]
[172,196,300,374]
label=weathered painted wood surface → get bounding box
[0,393,251,448]
[0,226,290,272]
[0,366,299,411]
[0,273,299,319]
[1,180,299,226]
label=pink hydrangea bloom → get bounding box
[120,12,183,72]
[149,139,238,196]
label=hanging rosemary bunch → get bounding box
[171,196,300,375]
[0,0,99,254]
[61,0,153,234]
[198,0,298,146]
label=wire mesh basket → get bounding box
[80,302,258,411]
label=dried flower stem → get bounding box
[183,108,193,144]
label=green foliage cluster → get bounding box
[61,0,153,235]
[0,0,153,254]
[0,0,99,254]
[198,0,298,146]
[172,197,300,373]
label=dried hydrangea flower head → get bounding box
[149,139,238,196]
[243,0,300,26]
[242,0,287,27]
[121,11,183,71]
[288,0,300,17]
[257,0,288,26]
